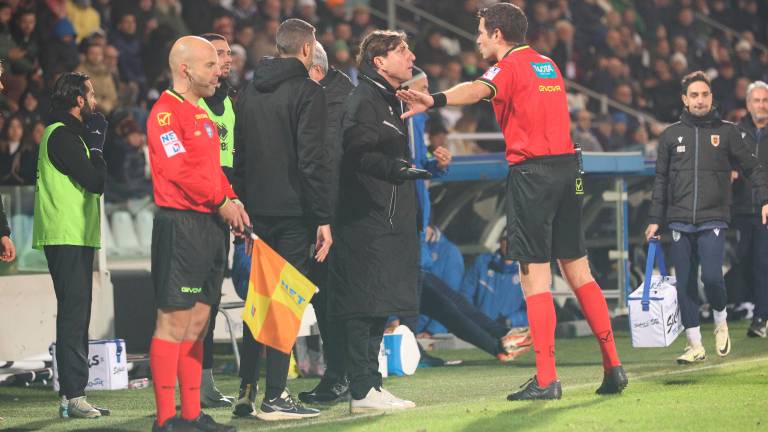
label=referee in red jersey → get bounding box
[398,2,626,400]
[146,36,247,431]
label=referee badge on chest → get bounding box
[204,123,214,138]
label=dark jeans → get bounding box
[732,215,768,319]
[669,228,727,329]
[344,316,387,400]
[403,272,508,356]
[45,245,95,399]
[239,216,313,400]
[309,258,347,382]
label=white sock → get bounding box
[686,327,702,346]
[713,308,728,325]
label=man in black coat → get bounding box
[231,19,330,421]
[298,41,354,405]
[645,71,768,364]
[731,80,768,338]
[328,30,429,414]
[0,70,15,263]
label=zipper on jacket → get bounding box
[387,185,397,228]
[693,127,699,224]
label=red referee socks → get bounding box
[178,340,203,421]
[150,337,180,426]
[526,291,558,387]
[575,281,621,371]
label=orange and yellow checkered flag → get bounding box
[241,236,317,354]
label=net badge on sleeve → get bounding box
[160,131,186,157]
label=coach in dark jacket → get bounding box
[646,71,768,363]
[731,81,768,337]
[328,30,428,411]
[231,19,330,417]
[300,42,354,405]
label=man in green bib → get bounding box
[32,72,110,419]
[197,33,238,408]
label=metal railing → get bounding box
[694,12,768,52]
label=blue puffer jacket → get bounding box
[460,252,528,328]
[417,231,464,334]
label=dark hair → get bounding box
[51,72,90,111]
[478,2,528,44]
[681,70,711,95]
[200,33,227,42]
[276,18,315,56]
[357,30,407,67]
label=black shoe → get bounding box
[507,376,562,401]
[418,351,445,368]
[187,412,235,432]
[232,384,257,417]
[596,366,628,395]
[298,378,349,404]
[256,390,320,421]
[152,417,197,432]
[747,317,767,338]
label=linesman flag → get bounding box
[241,234,317,354]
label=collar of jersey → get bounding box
[165,88,185,103]
[502,44,529,59]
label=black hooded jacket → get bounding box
[232,57,332,225]
[649,109,768,226]
[732,115,768,216]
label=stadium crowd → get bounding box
[0,0,766,190]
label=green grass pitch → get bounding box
[1,321,766,431]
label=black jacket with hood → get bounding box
[327,62,419,320]
[732,115,768,216]
[232,57,333,225]
[649,109,768,226]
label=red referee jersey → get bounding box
[147,89,236,213]
[476,45,574,165]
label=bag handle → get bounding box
[642,238,668,311]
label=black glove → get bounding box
[395,159,432,181]
[83,112,108,152]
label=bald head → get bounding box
[169,36,221,101]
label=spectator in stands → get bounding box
[109,13,145,90]
[592,113,613,150]
[104,115,150,203]
[0,114,24,185]
[734,40,761,80]
[17,88,45,129]
[572,110,603,152]
[76,42,118,115]
[231,0,258,26]
[11,119,43,185]
[9,8,39,77]
[41,19,80,83]
[609,112,630,151]
[212,14,235,44]
[65,0,101,43]
[154,0,189,38]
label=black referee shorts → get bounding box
[505,154,586,263]
[151,207,229,310]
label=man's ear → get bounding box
[76,94,85,109]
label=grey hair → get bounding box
[276,18,315,56]
[312,41,328,75]
[747,80,768,101]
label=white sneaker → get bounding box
[379,387,416,408]
[350,388,413,414]
[714,323,731,357]
[676,344,706,365]
[67,396,101,419]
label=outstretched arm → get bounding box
[397,81,492,119]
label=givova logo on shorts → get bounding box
[575,177,584,195]
[180,286,202,294]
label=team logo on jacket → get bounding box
[672,231,681,242]
[711,135,720,147]
[204,123,214,138]
[742,132,747,139]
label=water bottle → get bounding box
[128,378,150,390]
